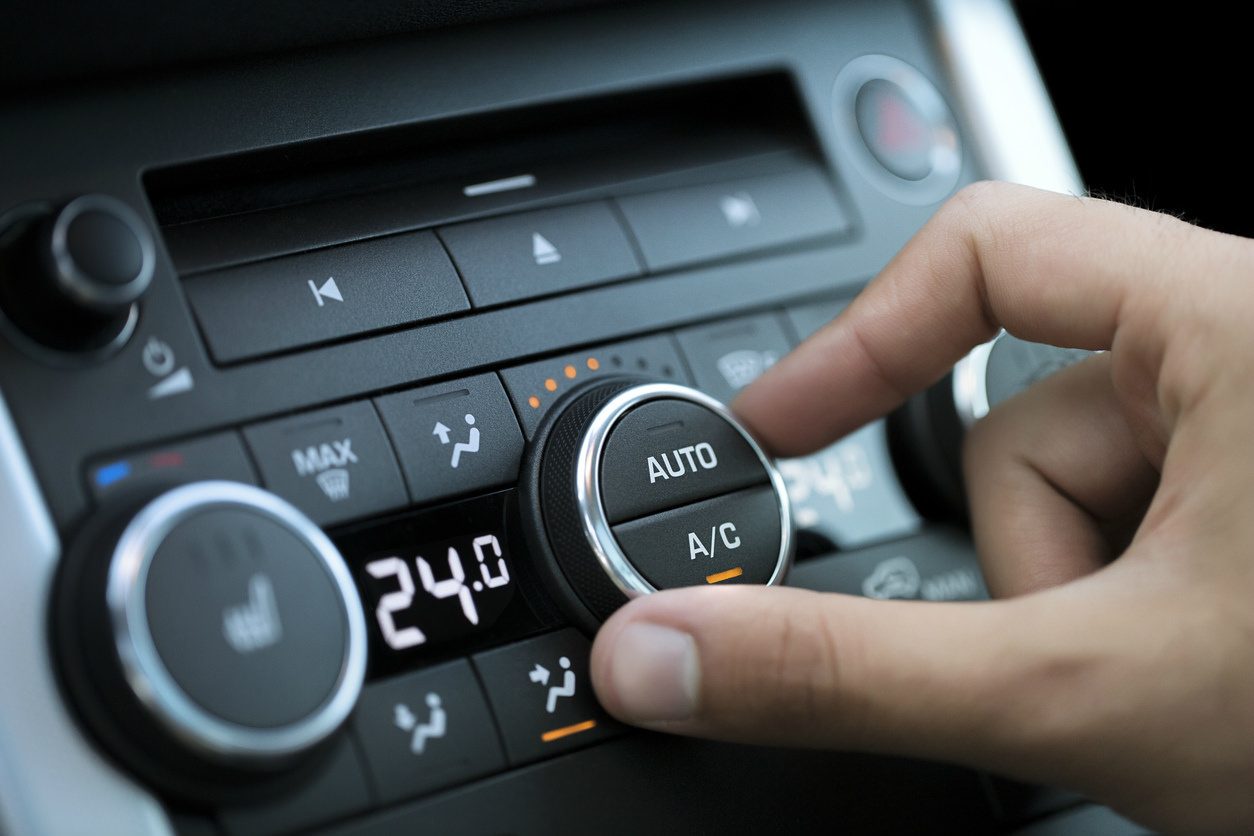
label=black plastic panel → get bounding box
[0,2,1046,835]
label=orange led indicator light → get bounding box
[706,567,744,584]
[541,719,597,743]
[529,358,601,411]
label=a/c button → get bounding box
[611,485,783,589]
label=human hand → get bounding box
[589,181,1254,835]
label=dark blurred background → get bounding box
[1014,1,1250,237]
[1,0,1246,238]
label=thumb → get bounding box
[589,581,1148,786]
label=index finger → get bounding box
[732,181,1186,456]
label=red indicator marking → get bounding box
[876,91,927,153]
[147,452,186,470]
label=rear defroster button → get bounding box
[521,381,792,628]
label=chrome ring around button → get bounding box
[574,382,793,598]
[47,194,156,312]
[105,481,367,763]
[832,54,963,205]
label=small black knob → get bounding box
[43,194,155,313]
[521,380,793,630]
[53,481,368,803]
[889,333,1092,518]
[0,195,155,357]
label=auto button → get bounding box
[599,397,767,523]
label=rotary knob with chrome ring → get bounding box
[521,381,793,630]
[53,481,367,803]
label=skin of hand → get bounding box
[589,181,1254,836]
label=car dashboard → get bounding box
[0,1,1155,834]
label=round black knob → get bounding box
[521,380,793,630]
[53,481,367,803]
[0,195,154,357]
[43,194,155,313]
[889,333,1092,518]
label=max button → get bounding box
[243,401,408,527]
[599,399,768,524]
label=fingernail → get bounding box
[607,622,700,723]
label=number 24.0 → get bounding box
[366,535,510,650]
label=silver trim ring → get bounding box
[0,202,138,365]
[48,194,156,313]
[926,0,1085,196]
[104,481,367,762]
[952,333,997,428]
[574,383,792,597]
[832,54,963,205]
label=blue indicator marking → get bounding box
[94,461,132,489]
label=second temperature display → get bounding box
[361,532,516,652]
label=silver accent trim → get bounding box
[952,334,997,428]
[47,194,156,313]
[0,387,173,836]
[931,0,1084,428]
[105,481,368,762]
[0,201,139,365]
[463,174,538,197]
[574,383,792,596]
[928,0,1084,195]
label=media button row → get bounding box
[182,169,848,364]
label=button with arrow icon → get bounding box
[183,229,469,363]
[308,276,343,306]
[472,629,622,766]
[374,374,525,506]
[437,201,641,307]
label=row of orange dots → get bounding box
[528,357,600,408]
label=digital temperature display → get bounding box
[361,532,515,651]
